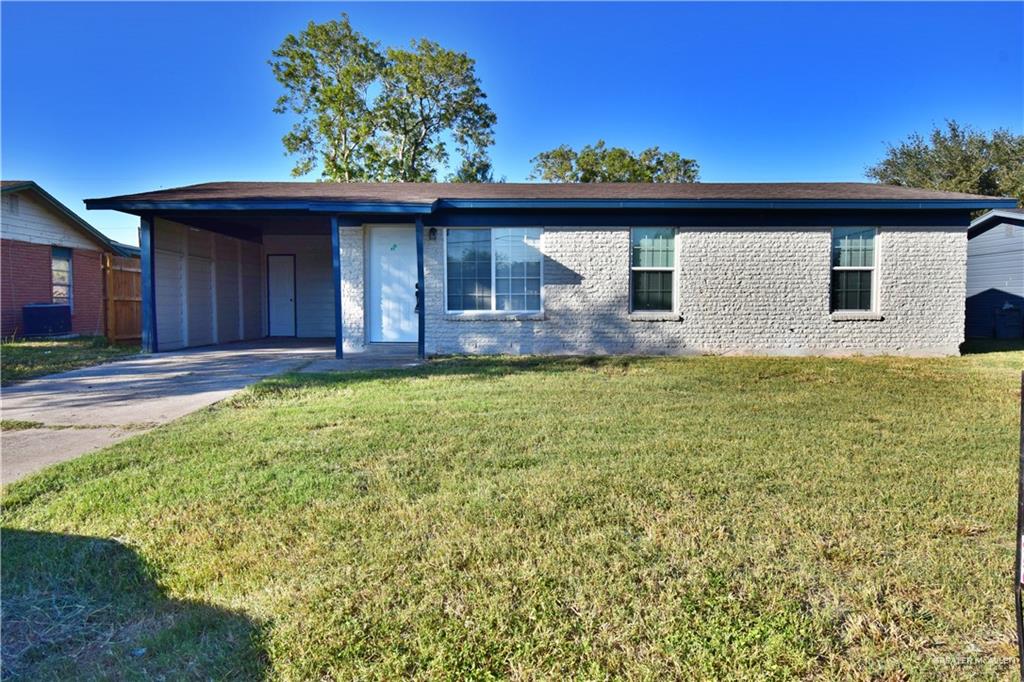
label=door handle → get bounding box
[414,282,421,313]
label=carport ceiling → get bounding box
[155,212,333,243]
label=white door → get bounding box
[267,255,296,337]
[368,227,418,342]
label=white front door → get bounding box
[267,255,296,336]
[368,226,418,342]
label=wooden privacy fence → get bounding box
[103,253,141,343]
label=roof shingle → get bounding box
[89,181,1010,205]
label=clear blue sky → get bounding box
[2,2,1021,245]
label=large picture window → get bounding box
[630,228,675,312]
[446,228,543,312]
[51,246,72,306]
[830,227,876,312]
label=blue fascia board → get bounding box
[85,196,1017,215]
[436,198,1019,211]
[84,199,434,214]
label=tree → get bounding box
[270,14,497,182]
[449,151,499,183]
[529,140,700,183]
[866,120,1024,202]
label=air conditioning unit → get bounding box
[22,303,72,336]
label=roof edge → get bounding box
[968,208,1024,239]
[84,198,435,214]
[85,196,1019,214]
[437,198,1018,210]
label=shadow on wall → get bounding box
[966,289,1024,340]
[543,254,583,287]
[0,528,266,680]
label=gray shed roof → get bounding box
[969,208,1024,239]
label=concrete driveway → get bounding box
[1,340,333,484]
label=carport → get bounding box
[87,185,431,360]
[142,213,337,352]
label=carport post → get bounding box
[331,215,343,359]
[139,215,157,353]
[415,216,426,359]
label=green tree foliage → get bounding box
[867,120,1024,202]
[270,14,497,182]
[529,140,700,183]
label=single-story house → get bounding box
[965,208,1024,339]
[84,182,1015,358]
[2,180,135,337]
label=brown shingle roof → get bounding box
[90,181,1008,205]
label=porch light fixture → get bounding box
[428,227,437,241]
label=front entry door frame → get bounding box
[266,254,297,337]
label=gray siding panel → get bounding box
[966,222,1024,338]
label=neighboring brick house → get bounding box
[1,180,129,337]
[85,181,1017,357]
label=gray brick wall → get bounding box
[340,226,365,352]
[417,226,966,356]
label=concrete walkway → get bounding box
[1,340,334,484]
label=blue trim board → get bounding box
[139,216,157,353]
[85,199,434,214]
[331,215,344,359]
[85,196,1017,215]
[415,216,426,359]
[425,209,973,229]
[437,198,1018,211]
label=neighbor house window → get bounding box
[630,228,675,311]
[51,246,72,306]
[446,228,543,312]
[830,227,876,311]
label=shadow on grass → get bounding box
[237,354,653,402]
[1,529,266,680]
[960,339,1024,355]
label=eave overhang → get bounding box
[85,196,1019,215]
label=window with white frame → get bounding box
[445,228,543,312]
[830,227,876,312]
[630,228,675,311]
[51,246,72,306]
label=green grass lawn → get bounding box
[1,336,139,385]
[2,349,1022,679]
